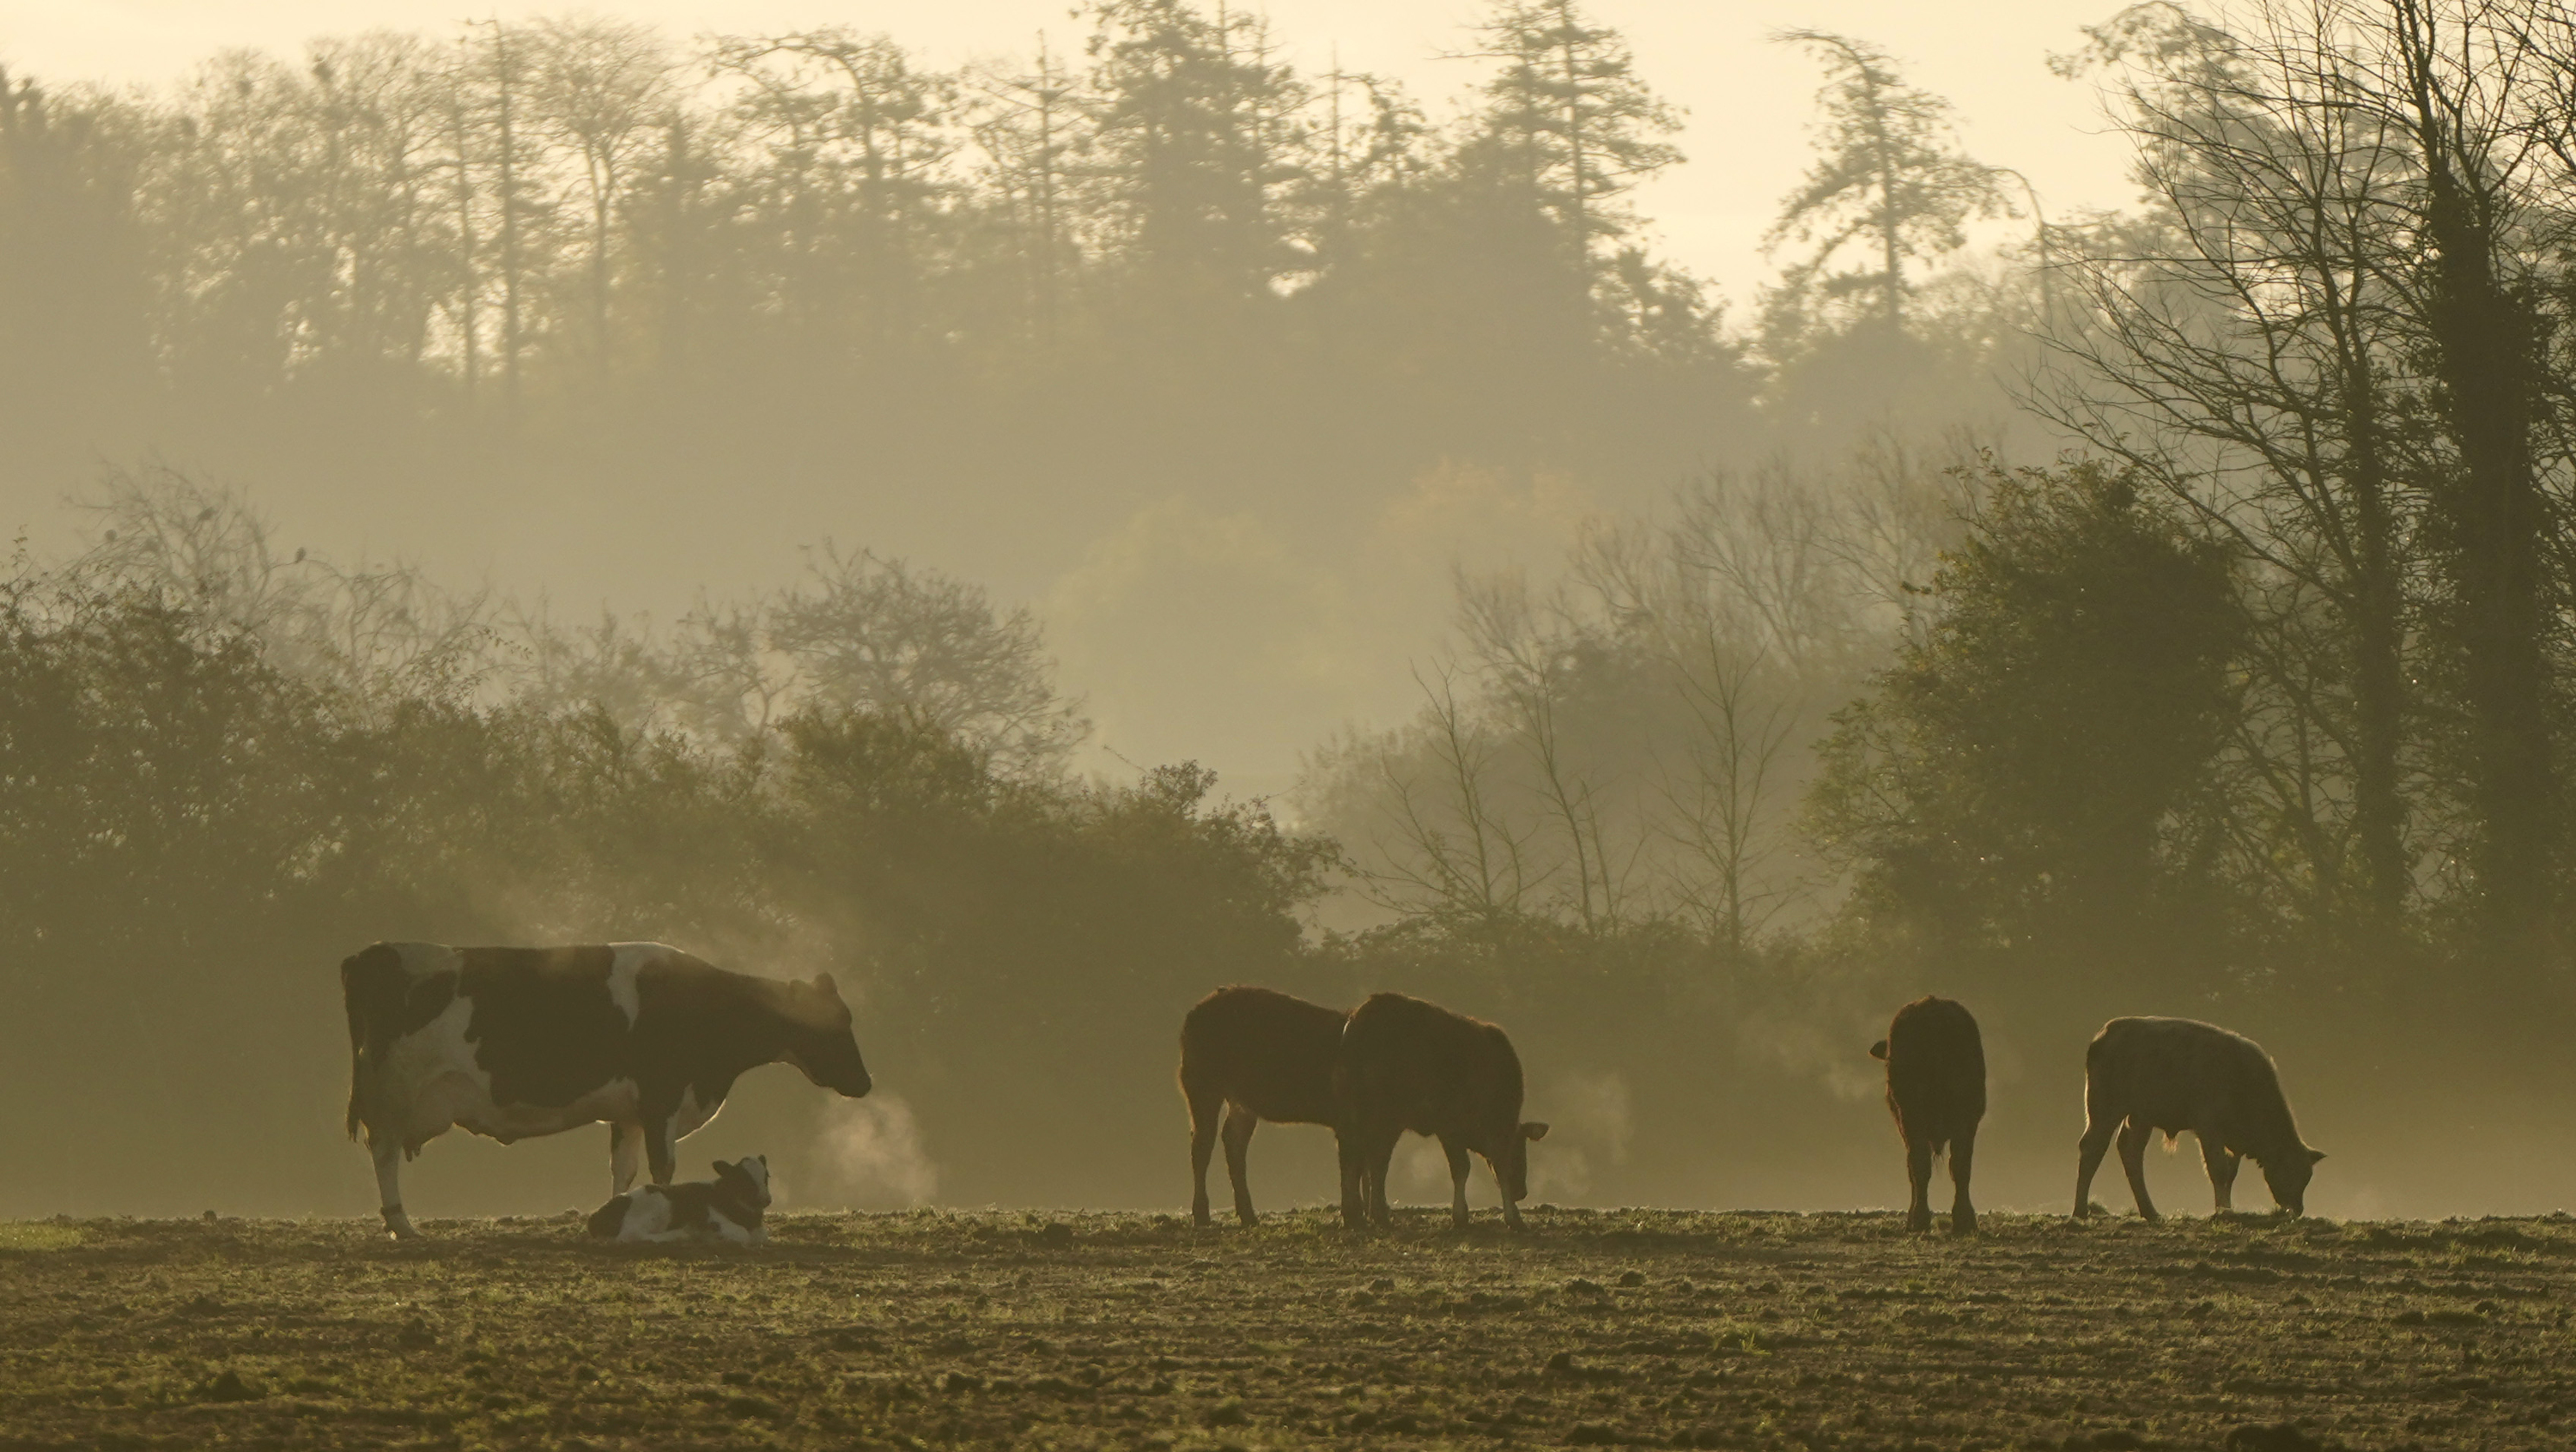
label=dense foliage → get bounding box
[0,557,1333,1212]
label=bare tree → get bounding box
[526,17,672,380]
[767,544,1088,774]
[1326,665,1536,928]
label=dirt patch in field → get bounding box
[0,1208,2567,1449]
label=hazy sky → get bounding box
[3,0,2138,307]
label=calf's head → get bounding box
[715,1155,774,1211]
[2262,1145,2325,1216]
[780,974,873,1097]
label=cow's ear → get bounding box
[1869,1040,1889,1060]
[1522,1121,1549,1141]
[2308,1149,2326,1163]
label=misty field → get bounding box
[1,1209,2567,1451]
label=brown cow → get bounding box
[1334,992,1548,1230]
[1178,987,1348,1227]
[2075,1016,2324,1220]
[1871,995,1986,1235]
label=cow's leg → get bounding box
[371,1137,418,1241]
[1337,1129,1368,1230]
[1439,1134,1473,1230]
[1187,1085,1223,1228]
[2199,1133,2241,1214]
[2117,1121,2160,1223]
[1221,1104,1260,1227]
[1905,1132,1935,1233]
[1366,1131,1400,1229]
[611,1122,645,1196]
[645,1117,679,1187]
[2074,1115,2118,1218]
[1947,1126,1978,1236]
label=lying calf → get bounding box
[586,1155,772,1244]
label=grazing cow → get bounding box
[1334,993,1548,1231]
[1178,987,1350,1227]
[587,1155,773,1245]
[2075,1016,2324,1221]
[342,942,872,1239]
[1871,995,1987,1235]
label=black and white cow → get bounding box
[587,1155,773,1245]
[341,942,872,1239]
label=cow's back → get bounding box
[1883,996,1984,1148]
[1180,987,1346,1126]
[1340,992,1520,1135]
[2087,1017,2280,1133]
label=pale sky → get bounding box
[1,0,2140,307]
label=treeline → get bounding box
[0,497,1334,1212]
[0,0,1803,547]
[1309,0,2576,1048]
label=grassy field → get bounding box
[0,1206,2567,1450]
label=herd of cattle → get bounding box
[339,940,2324,1243]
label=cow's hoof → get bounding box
[1951,1215,1978,1236]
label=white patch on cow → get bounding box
[614,1187,678,1239]
[604,942,673,1026]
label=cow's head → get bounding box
[1486,1119,1551,1204]
[780,974,873,1098]
[2263,1145,2324,1217]
[716,1155,773,1211]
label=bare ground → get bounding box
[0,1207,2567,1450]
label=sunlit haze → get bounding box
[0,0,2130,795]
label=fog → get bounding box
[0,0,2136,793]
[7,0,2576,1228]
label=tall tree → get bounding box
[2385,0,2562,961]
[1084,0,1313,340]
[714,30,960,361]
[0,70,152,474]
[527,17,672,383]
[1464,0,1680,269]
[1811,463,2245,994]
[1767,31,2002,331]
[2040,2,2422,942]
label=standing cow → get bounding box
[342,941,872,1239]
[1871,995,1986,1235]
[2075,1016,2324,1221]
[1334,993,1548,1231]
[1178,986,1350,1226]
